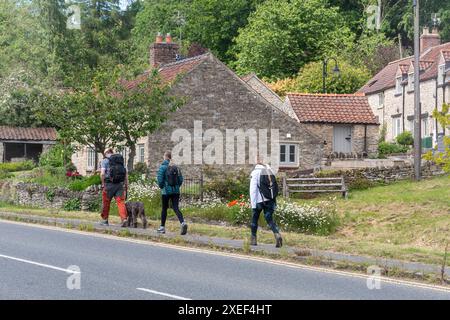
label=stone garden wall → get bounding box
[287,161,446,187]
[0,181,101,211]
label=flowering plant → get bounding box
[227,194,252,225]
[276,198,338,235]
[127,181,160,201]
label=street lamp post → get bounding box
[322,58,340,94]
[413,0,421,180]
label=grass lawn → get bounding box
[0,175,449,266]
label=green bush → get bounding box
[378,142,408,156]
[0,161,35,172]
[68,174,101,191]
[63,198,81,211]
[396,131,414,146]
[0,170,13,180]
[39,143,74,168]
[348,178,374,191]
[204,169,249,201]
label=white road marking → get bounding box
[0,218,449,294]
[0,253,80,274]
[136,288,191,300]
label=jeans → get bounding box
[251,200,279,237]
[161,194,185,227]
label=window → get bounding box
[409,119,415,136]
[395,76,402,94]
[422,117,429,137]
[118,147,128,165]
[87,148,96,170]
[438,64,445,85]
[408,73,414,91]
[378,92,385,107]
[138,144,145,163]
[280,144,297,165]
[392,117,402,138]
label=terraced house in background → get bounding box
[359,28,450,149]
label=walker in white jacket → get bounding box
[249,164,283,248]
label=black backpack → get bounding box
[166,165,181,187]
[258,166,279,201]
[108,154,127,183]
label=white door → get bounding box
[333,126,352,153]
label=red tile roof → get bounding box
[125,54,209,90]
[287,93,378,125]
[359,42,450,94]
[0,126,57,141]
[398,64,410,75]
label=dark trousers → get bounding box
[251,200,279,237]
[161,194,184,227]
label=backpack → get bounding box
[107,154,126,184]
[166,165,181,187]
[258,165,279,201]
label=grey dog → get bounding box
[125,202,148,229]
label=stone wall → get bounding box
[287,161,446,186]
[302,123,379,156]
[0,181,101,211]
[147,54,324,177]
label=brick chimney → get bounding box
[149,33,180,68]
[420,27,441,54]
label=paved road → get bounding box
[0,220,449,300]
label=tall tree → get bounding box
[233,0,354,80]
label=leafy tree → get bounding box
[36,66,180,171]
[268,59,371,95]
[424,103,450,172]
[185,0,263,63]
[233,0,354,80]
[107,67,182,170]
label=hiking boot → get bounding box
[157,226,166,234]
[275,233,283,248]
[120,219,128,228]
[250,235,257,246]
[99,219,109,226]
[180,222,188,235]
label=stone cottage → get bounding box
[72,34,385,176]
[72,34,325,176]
[285,93,379,157]
[358,28,450,148]
[0,126,56,163]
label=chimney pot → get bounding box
[166,33,172,43]
[156,32,163,43]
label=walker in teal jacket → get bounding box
[157,160,183,195]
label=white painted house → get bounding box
[358,28,450,148]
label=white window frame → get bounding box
[408,73,414,91]
[87,147,96,170]
[422,117,429,137]
[138,144,145,163]
[378,92,385,107]
[438,64,445,85]
[395,76,402,94]
[392,117,402,139]
[119,148,128,165]
[409,119,415,136]
[280,143,298,166]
